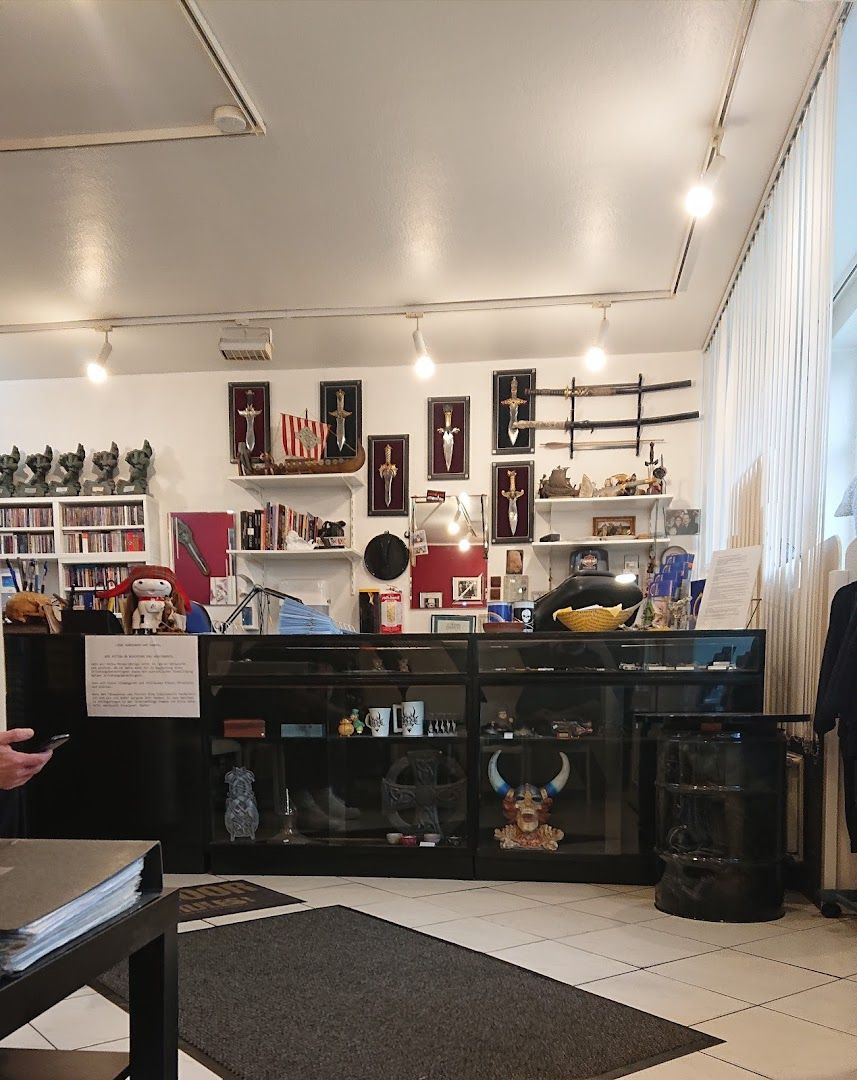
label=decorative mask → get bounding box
[488,751,569,852]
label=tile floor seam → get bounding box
[721,940,857,980]
[697,1049,772,1078]
[22,1025,59,1051]
[754,998,857,1041]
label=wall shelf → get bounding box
[536,494,673,512]
[229,547,362,563]
[229,473,364,493]
[533,538,668,550]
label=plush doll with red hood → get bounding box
[96,565,190,635]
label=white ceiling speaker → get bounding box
[86,329,112,383]
[219,326,273,363]
[213,105,249,135]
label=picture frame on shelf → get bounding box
[491,461,534,544]
[427,397,470,480]
[419,592,443,609]
[593,515,636,538]
[430,613,477,634]
[229,382,271,464]
[492,369,535,454]
[452,575,482,603]
[319,380,362,459]
[368,435,409,516]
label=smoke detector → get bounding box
[213,105,249,135]
[219,326,273,363]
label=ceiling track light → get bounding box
[407,312,435,379]
[685,131,726,219]
[584,303,610,372]
[86,327,112,383]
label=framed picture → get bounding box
[368,435,409,516]
[319,380,362,459]
[419,592,443,609]
[491,461,534,543]
[229,382,270,463]
[427,397,469,480]
[170,511,236,606]
[452,575,483,603]
[431,613,477,634]
[665,508,701,535]
[492,369,535,454]
[593,515,636,538]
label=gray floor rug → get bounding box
[177,880,302,922]
[98,906,719,1080]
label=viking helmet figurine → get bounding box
[488,751,569,852]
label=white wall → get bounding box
[0,350,701,630]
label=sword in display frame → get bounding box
[379,443,398,507]
[500,376,527,446]
[437,405,460,473]
[501,469,524,535]
[328,388,353,453]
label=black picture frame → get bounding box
[319,380,362,459]
[492,369,535,454]
[491,461,534,544]
[368,434,409,516]
[427,397,470,480]
[228,382,271,463]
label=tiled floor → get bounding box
[4,874,857,1079]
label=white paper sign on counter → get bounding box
[695,545,763,631]
[85,636,200,717]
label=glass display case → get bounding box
[474,632,765,882]
[204,636,476,876]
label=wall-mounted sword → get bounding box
[501,469,524,535]
[525,378,692,398]
[437,406,460,472]
[514,411,699,433]
[379,443,398,507]
[328,388,353,453]
[501,376,527,445]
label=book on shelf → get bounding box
[65,530,145,555]
[0,507,53,529]
[239,503,339,551]
[1,535,54,555]
[62,504,145,528]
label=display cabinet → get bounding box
[474,631,764,882]
[204,636,476,876]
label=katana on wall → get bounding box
[525,378,692,398]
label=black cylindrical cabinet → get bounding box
[655,723,786,922]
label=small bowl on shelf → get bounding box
[386,832,403,846]
[423,833,441,844]
[400,834,418,847]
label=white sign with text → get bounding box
[85,636,200,718]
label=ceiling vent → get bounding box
[219,327,273,363]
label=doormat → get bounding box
[177,879,302,922]
[98,906,720,1080]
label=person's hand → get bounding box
[0,729,53,790]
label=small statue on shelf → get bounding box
[51,444,86,496]
[85,442,120,495]
[16,446,53,497]
[116,440,153,495]
[225,766,260,842]
[489,751,569,853]
[95,564,190,635]
[0,446,20,499]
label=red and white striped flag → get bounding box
[281,413,330,460]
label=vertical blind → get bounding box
[701,44,839,715]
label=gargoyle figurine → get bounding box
[0,446,20,499]
[16,446,53,496]
[51,444,86,495]
[116,440,153,495]
[85,442,119,494]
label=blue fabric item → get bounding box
[186,602,214,634]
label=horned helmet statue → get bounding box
[488,751,570,832]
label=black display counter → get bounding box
[4,631,765,881]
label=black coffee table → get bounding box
[0,889,179,1080]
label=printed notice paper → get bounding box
[695,545,763,631]
[85,636,200,718]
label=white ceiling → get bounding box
[0,0,842,380]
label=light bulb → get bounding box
[414,353,435,379]
[458,536,471,552]
[447,519,461,536]
[615,572,636,585]
[87,361,108,383]
[685,183,714,218]
[585,345,606,371]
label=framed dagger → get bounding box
[492,369,535,455]
[319,379,362,459]
[491,461,533,544]
[368,434,409,516]
[427,396,470,480]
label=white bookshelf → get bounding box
[0,495,159,605]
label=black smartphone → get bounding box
[29,734,71,754]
